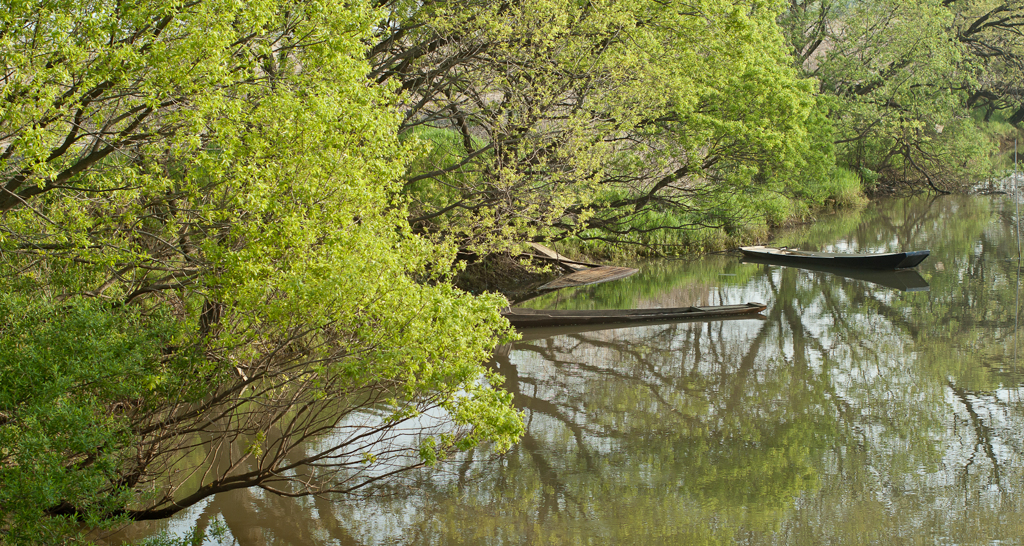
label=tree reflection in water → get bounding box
[109,195,1024,545]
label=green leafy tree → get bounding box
[373,0,833,255]
[779,0,1018,193]
[952,1,1024,125]
[0,0,522,542]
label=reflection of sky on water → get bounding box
[501,195,1024,543]
[111,195,1024,545]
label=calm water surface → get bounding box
[113,194,1024,545]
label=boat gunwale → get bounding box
[739,246,930,270]
[502,303,767,328]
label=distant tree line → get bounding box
[779,0,1024,193]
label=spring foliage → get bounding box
[0,0,520,541]
[374,0,834,253]
[3,0,1021,542]
[779,0,1024,191]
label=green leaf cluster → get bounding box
[779,0,1021,192]
[0,295,185,543]
[0,0,523,538]
[376,0,836,255]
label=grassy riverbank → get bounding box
[454,168,868,298]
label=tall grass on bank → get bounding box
[561,168,866,258]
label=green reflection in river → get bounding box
[112,195,1024,545]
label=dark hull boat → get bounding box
[739,246,930,270]
[742,256,930,291]
[502,302,767,329]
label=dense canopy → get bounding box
[0,0,520,542]
[1,0,1022,543]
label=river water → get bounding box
[110,194,1024,545]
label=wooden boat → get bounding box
[739,245,930,270]
[742,257,930,291]
[521,242,599,272]
[502,302,767,328]
[537,265,639,290]
[514,312,767,339]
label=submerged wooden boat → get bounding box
[739,246,930,270]
[502,302,767,328]
[514,312,767,339]
[537,265,639,290]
